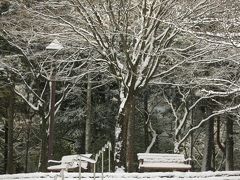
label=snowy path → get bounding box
[1,171,240,180]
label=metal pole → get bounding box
[101,152,104,180]
[93,162,96,180]
[108,147,111,172]
[79,156,81,180]
[48,75,56,160]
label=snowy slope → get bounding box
[1,171,240,180]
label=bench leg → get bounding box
[139,168,143,173]
[54,173,63,180]
[78,161,82,180]
[60,169,64,180]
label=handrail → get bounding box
[94,141,112,180]
[77,154,96,180]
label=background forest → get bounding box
[0,0,240,174]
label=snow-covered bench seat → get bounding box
[48,154,94,171]
[137,153,191,172]
[48,154,96,180]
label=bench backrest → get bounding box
[61,154,92,164]
[61,155,79,164]
[137,153,186,163]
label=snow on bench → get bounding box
[137,153,191,172]
[48,154,94,171]
[48,154,96,180]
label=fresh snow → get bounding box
[1,171,240,180]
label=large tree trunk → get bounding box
[48,77,56,160]
[115,87,136,172]
[114,109,127,171]
[216,117,225,153]
[85,72,92,153]
[225,115,234,170]
[24,122,31,173]
[143,91,149,149]
[7,88,15,174]
[38,111,48,172]
[189,104,194,170]
[4,119,8,173]
[201,108,214,171]
[126,93,135,172]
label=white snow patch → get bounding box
[115,167,125,173]
[115,126,121,140]
[1,171,240,180]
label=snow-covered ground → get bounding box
[1,171,240,180]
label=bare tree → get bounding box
[0,29,89,171]
[2,0,239,172]
[48,0,224,171]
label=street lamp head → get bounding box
[46,39,63,50]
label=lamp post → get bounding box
[46,39,63,160]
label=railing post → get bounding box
[94,141,112,180]
[101,149,104,180]
[78,156,81,180]
[108,141,111,172]
[94,154,98,180]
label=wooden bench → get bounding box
[137,153,191,172]
[48,154,96,180]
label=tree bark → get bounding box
[115,87,136,172]
[225,115,234,170]
[4,119,8,173]
[201,111,214,171]
[7,88,15,174]
[216,117,225,153]
[85,72,92,153]
[143,91,149,149]
[38,111,48,172]
[115,110,127,171]
[126,93,135,172]
[190,103,194,170]
[24,123,31,173]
